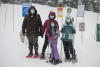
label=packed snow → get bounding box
[0,3,100,67]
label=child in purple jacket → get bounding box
[40,11,59,59]
[47,20,62,65]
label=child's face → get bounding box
[66,18,71,23]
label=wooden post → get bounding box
[60,17,63,60]
[13,4,14,32]
[4,5,7,28]
[81,31,83,41]
[76,17,77,27]
[94,13,100,40]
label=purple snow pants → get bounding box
[49,40,60,60]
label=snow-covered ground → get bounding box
[0,3,100,67]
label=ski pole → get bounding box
[13,4,14,32]
[25,36,28,45]
[4,4,7,29]
[60,16,63,60]
[72,34,77,63]
[72,34,74,57]
[46,44,50,63]
[60,36,63,60]
[72,34,75,63]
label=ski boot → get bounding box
[26,53,33,58]
[53,59,62,65]
[71,55,78,63]
[49,58,55,64]
[65,57,71,62]
[26,49,33,58]
[33,50,40,58]
[58,59,62,63]
[40,52,45,59]
[33,54,40,58]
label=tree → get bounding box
[0,0,1,6]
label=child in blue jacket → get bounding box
[61,14,77,62]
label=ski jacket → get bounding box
[42,12,59,35]
[22,6,42,37]
[61,22,76,42]
[48,28,60,42]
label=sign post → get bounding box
[76,3,85,41]
[57,7,63,18]
[22,3,32,17]
[57,6,63,59]
[79,22,85,41]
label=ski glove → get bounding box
[23,33,25,36]
[72,29,76,34]
[40,32,44,38]
[41,34,43,38]
[50,37,54,40]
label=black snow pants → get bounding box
[41,35,49,53]
[63,41,76,59]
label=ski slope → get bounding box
[0,3,100,67]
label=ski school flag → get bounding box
[96,24,100,42]
[22,3,32,17]
[77,4,85,17]
[57,7,63,18]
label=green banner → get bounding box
[96,24,100,42]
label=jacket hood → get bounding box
[48,12,56,20]
[28,6,37,15]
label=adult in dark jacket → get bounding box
[22,6,43,57]
[40,11,59,59]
